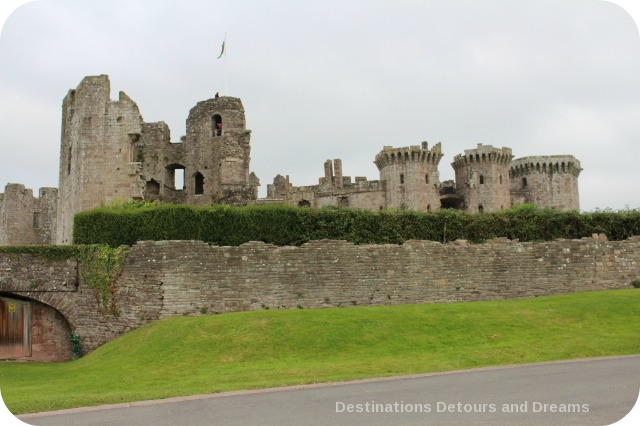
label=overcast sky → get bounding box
[0,0,639,211]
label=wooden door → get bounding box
[0,297,32,359]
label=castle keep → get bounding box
[0,75,581,246]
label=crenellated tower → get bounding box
[374,142,443,211]
[451,144,512,213]
[509,156,581,210]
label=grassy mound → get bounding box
[1,289,638,414]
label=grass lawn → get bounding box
[1,289,638,414]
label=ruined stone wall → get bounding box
[0,184,58,245]
[268,161,388,210]
[1,235,638,359]
[142,236,638,316]
[0,251,163,358]
[136,122,186,201]
[509,156,581,211]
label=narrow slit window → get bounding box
[212,114,223,137]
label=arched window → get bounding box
[194,172,204,195]
[212,114,223,137]
[298,199,311,208]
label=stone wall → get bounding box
[0,184,58,246]
[1,235,638,360]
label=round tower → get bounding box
[451,144,512,213]
[374,142,443,211]
[184,96,254,205]
[509,156,581,211]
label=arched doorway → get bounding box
[0,294,74,361]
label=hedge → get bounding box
[72,203,640,247]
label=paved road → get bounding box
[18,356,640,426]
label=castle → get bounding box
[0,75,581,246]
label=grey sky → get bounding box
[1,0,639,211]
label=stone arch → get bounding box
[0,292,74,361]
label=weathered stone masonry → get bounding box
[1,236,638,361]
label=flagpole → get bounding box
[224,33,228,95]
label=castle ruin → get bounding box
[0,75,582,246]
[266,143,581,213]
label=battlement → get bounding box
[509,156,582,177]
[374,142,443,170]
[451,144,513,168]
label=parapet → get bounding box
[509,155,582,177]
[451,144,513,168]
[374,141,443,169]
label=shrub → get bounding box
[72,204,640,247]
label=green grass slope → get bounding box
[1,289,638,414]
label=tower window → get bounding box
[522,177,528,188]
[400,173,404,184]
[425,174,429,184]
[499,175,503,184]
[212,114,223,137]
[479,175,484,184]
[478,204,484,213]
[194,172,204,195]
[67,147,72,175]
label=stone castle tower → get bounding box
[55,75,258,244]
[451,144,513,213]
[374,142,443,211]
[509,156,581,211]
[56,76,144,244]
